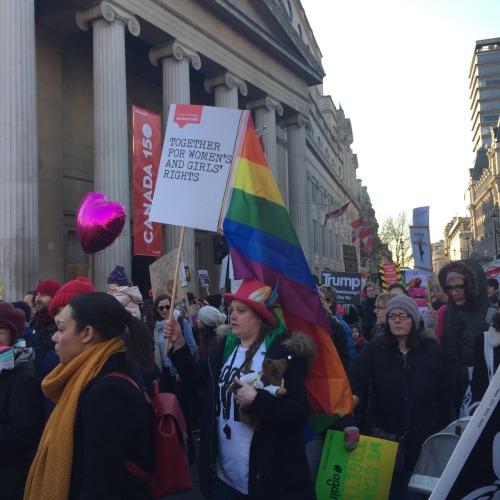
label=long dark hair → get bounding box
[68,292,155,374]
[153,294,172,322]
[239,313,274,374]
[378,321,421,351]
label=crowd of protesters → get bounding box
[0,257,499,499]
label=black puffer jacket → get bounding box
[170,330,316,500]
[438,260,493,411]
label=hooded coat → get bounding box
[438,260,494,412]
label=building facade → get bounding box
[468,37,500,262]
[0,0,377,300]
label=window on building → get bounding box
[481,113,500,123]
[313,220,319,254]
[478,63,500,76]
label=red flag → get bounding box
[351,216,363,242]
[351,216,363,230]
[367,237,376,248]
[359,227,371,242]
[323,201,350,226]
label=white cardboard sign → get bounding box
[149,104,245,231]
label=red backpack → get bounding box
[105,373,192,499]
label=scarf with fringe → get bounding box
[0,339,34,373]
[24,337,125,500]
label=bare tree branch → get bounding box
[379,211,413,267]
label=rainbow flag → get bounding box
[222,114,353,419]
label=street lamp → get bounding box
[492,212,499,260]
[465,235,471,259]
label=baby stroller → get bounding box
[408,417,471,495]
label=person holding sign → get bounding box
[347,295,452,499]
[164,279,317,500]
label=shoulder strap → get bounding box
[103,372,152,405]
[484,331,495,382]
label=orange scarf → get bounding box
[24,337,125,499]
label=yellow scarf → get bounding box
[24,337,125,500]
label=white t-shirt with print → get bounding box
[216,341,266,494]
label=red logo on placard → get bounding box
[173,104,203,128]
[485,265,500,279]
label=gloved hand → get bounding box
[344,426,360,451]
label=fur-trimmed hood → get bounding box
[282,331,317,367]
[438,259,488,311]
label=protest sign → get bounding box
[410,226,432,271]
[316,430,397,499]
[149,104,244,231]
[379,262,401,290]
[149,249,187,300]
[483,258,500,285]
[403,268,434,287]
[413,206,430,227]
[342,244,359,273]
[322,271,362,305]
[429,366,500,499]
[198,269,210,289]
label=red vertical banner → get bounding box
[132,105,162,256]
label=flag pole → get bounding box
[164,226,186,354]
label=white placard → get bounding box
[149,104,245,231]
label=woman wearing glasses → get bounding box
[152,294,197,392]
[371,292,398,339]
[348,295,451,499]
[437,260,496,418]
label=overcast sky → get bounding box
[301,0,500,242]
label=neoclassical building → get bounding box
[0,0,375,299]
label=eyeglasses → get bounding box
[387,313,411,321]
[445,285,465,293]
[374,306,386,310]
[157,305,170,311]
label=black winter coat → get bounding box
[438,260,492,412]
[170,333,315,500]
[26,321,58,377]
[0,360,44,500]
[69,353,154,499]
[347,337,452,472]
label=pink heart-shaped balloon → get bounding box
[76,192,126,254]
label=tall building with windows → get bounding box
[468,38,500,261]
[469,38,500,151]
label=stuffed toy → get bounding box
[229,358,287,430]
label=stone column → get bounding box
[149,41,201,288]
[0,0,38,300]
[281,114,311,264]
[204,72,247,109]
[246,96,283,179]
[76,2,139,292]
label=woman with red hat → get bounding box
[165,279,317,500]
[0,302,44,499]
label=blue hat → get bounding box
[107,265,130,286]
